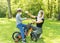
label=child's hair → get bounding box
[17,8,22,12]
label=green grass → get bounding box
[0,18,60,43]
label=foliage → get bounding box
[0,0,58,19]
[0,0,7,17]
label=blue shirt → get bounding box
[16,13,26,25]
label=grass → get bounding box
[0,18,60,43]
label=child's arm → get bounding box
[21,18,27,20]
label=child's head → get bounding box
[17,8,22,13]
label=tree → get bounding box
[7,0,12,18]
[0,0,58,18]
[0,0,7,18]
[48,0,50,18]
[58,0,60,20]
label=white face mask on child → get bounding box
[20,13,22,15]
[17,12,22,16]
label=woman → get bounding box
[25,10,44,38]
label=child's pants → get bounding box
[17,23,26,40]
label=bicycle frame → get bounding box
[25,23,33,36]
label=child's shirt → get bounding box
[16,13,26,25]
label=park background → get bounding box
[0,0,60,43]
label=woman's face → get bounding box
[39,12,43,17]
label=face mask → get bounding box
[17,12,22,16]
[18,12,22,16]
[38,10,44,18]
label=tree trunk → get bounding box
[48,0,50,18]
[50,0,52,18]
[7,0,12,19]
[58,0,60,20]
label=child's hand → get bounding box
[31,22,35,24]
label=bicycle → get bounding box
[12,23,40,42]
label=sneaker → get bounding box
[15,39,18,42]
[39,34,42,38]
[22,39,26,43]
[22,41,26,43]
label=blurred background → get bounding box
[0,0,60,43]
[0,0,59,19]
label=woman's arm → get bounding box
[32,19,43,24]
[25,11,36,18]
[36,19,43,23]
[27,13,36,18]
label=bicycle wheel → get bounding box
[30,32,38,42]
[12,32,22,41]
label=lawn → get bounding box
[0,18,60,43]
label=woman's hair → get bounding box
[38,10,44,18]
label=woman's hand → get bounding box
[37,19,43,23]
[25,11,36,18]
[25,11,29,14]
[32,20,36,24]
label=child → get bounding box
[16,8,27,43]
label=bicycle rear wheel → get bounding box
[12,32,22,41]
[30,32,38,42]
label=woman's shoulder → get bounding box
[42,18,44,22]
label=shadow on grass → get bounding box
[37,38,45,43]
[26,37,45,43]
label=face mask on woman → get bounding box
[37,10,44,19]
[37,10,44,21]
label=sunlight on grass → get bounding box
[0,21,11,24]
[52,39,60,43]
[0,18,14,24]
[50,22,60,25]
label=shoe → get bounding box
[22,41,26,43]
[39,34,42,38]
[15,39,18,42]
[22,39,26,43]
